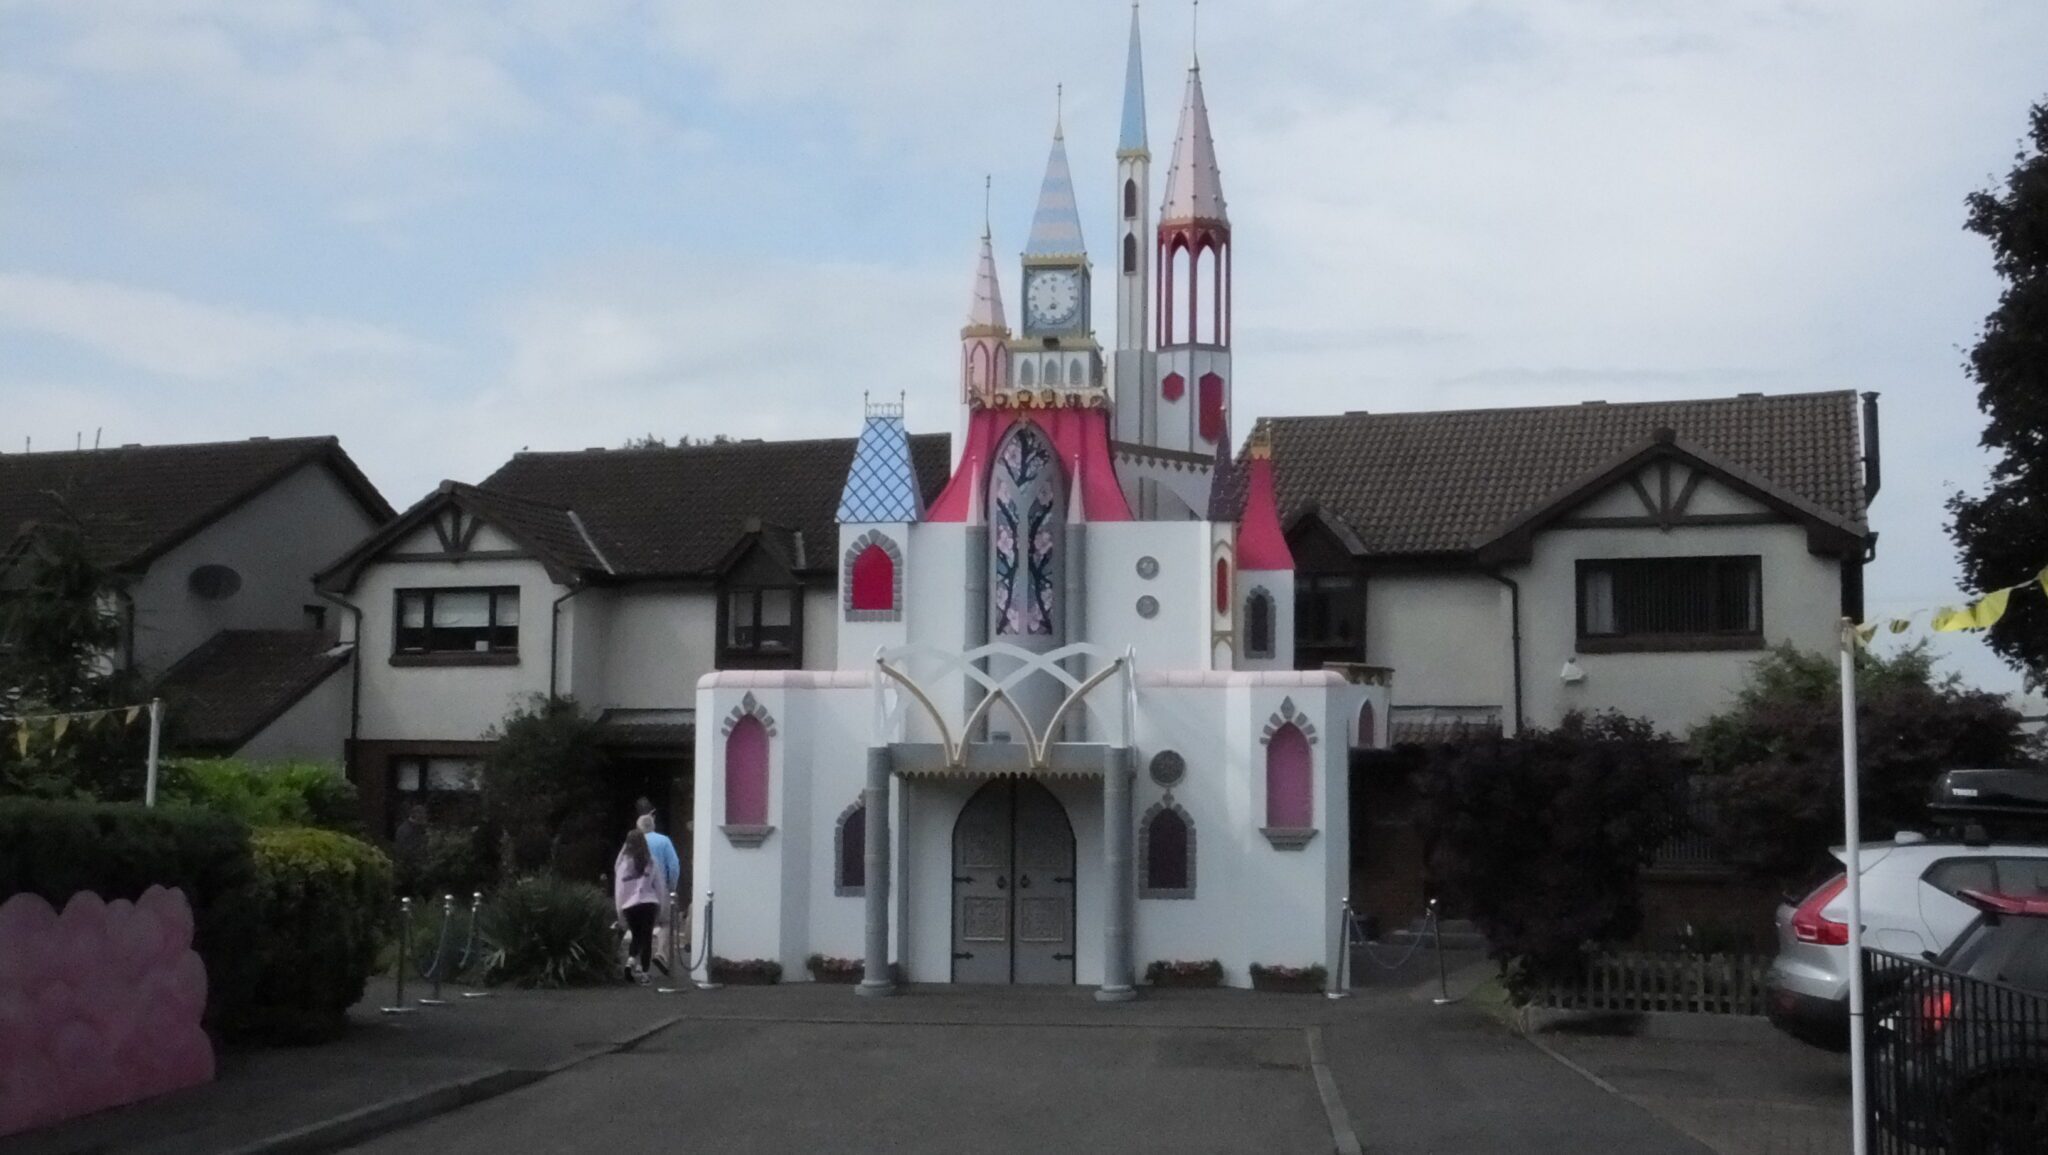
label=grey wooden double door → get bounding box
[952,778,1076,984]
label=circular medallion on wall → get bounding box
[1149,750,1186,788]
[1135,556,1159,580]
[1135,595,1159,619]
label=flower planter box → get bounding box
[806,956,864,984]
[1145,960,1224,989]
[709,957,783,985]
[1250,964,1327,994]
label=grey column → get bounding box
[1062,524,1088,741]
[857,745,896,996]
[1096,744,1137,1002]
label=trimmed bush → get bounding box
[0,799,260,1030]
[396,824,497,903]
[477,875,621,988]
[160,759,362,835]
[230,827,393,1043]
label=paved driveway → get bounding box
[345,976,1712,1155]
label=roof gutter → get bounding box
[1486,569,1524,736]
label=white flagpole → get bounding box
[1839,619,1867,1155]
[144,698,163,808]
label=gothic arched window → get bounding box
[989,424,1062,637]
[724,714,769,829]
[1122,232,1138,275]
[1244,588,1275,659]
[1214,558,1231,616]
[1018,359,1036,387]
[1124,178,1138,220]
[849,544,894,612]
[1264,721,1313,832]
[835,799,865,896]
[1139,801,1195,899]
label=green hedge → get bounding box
[231,827,394,1043]
[160,758,362,835]
[0,799,261,1030]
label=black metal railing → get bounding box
[1864,948,2048,1154]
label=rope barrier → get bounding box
[380,897,418,1015]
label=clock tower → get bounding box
[1011,110,1103,396]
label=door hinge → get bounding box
[1052,953,1074,961]
[953,876,974,884]
[953,951,975,960]
[1053,876,1075,884]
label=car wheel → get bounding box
[1952,1072,2048,1155]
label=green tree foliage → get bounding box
[159,758,361,834]
[231,826,394,1042]
[478,696,611,878]
[1691,644,2035,886]
[1949,99,2048,679]
[1416,712,1686,997]
[0,521,149,799]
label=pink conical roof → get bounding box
[1237,435,1292,571]
[964,230,1007,334]
[1160,65,1227,226]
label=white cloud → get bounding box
[0,272,429,381]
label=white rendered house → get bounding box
[692,15,1389,995]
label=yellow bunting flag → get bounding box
[49,716,67,742]
[14,727,28,758]
[126,705,141,726]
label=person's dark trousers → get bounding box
[624,902,658,971]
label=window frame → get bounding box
[1138,800,1196,900]
[834,799,866,897]
[1243,587,1276,660]
[387,755,483,836]
[1574,555,1764,654]
[1294,572,1364,668]
[390,586,521,666]
[716,583,805,669]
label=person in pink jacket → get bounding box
[614,829,668,984]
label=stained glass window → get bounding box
[990,425,1061,637]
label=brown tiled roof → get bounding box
[1257,391,1868,558]
[156,630,351,753]
[476,436,952,579]
[0,437,393,571]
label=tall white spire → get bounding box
[966,226,1006,333]
[1159,63,1227,225]
[1118,5,1148,156]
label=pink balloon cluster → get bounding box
[0,886,215,1137]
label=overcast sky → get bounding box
[2,1,2044,693]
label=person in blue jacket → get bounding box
[635,800,683,974]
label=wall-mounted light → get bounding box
[1560,657,1586,685]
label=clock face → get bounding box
[1027,270,1081,328]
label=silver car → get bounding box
[1765,833,2048,1049]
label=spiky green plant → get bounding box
[476,875,621,988]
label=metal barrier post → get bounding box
[381,897,417,1015]
[460,891,492,999]
[1429,898,1453,1006]
[696,892,721,990]
[657,890,688,995]
[1327,899,1354,999]
[418,894,453,1006]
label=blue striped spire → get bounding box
[1024,120,1087,258]
[1119,5,1148,155]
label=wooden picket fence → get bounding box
[1532,951,1770,1016]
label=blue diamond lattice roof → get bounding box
[838,413,926,524]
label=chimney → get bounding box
[1861,392,1881,502]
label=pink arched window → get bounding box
[1214,559,1231,616]
[724,715,769,827]
[849,544,894,612]
[1356,700,1377,749]
[1265,722,1313,829]
[1198,372,1226,443]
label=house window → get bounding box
[389,756,482,835]
[1139,802,1195,899]
[1264,722,1314,833]
[1244,588,1275,659]
[395,587,519,655]
[835,799,865,896]
[1295,574,1362,667]
[1577,556,1762,652]
[720,585,800,666]
[724,714,769,829]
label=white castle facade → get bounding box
[690,11,1389,995]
